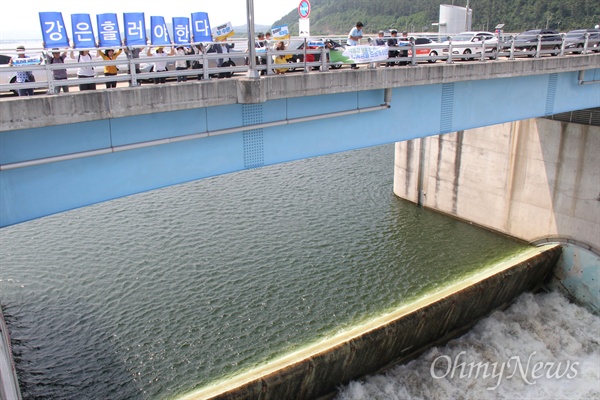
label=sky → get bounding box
[0,0,302,40]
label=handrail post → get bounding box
[320,46,329,72]
[582,32,590,54]
[536,34,542,57]
[410,37,417,66]
[127,47,139,87]
[446,39,454,64]
[479,39,486,62]
[509,35,516,60]
[203,51,209,80]
[303,37,309,73]
[43,51,55,94]
[559,33,567,56]
[266,47,273,75]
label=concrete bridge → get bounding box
[1,55,599,228]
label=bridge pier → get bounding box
[394,114,600,311]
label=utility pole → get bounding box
[465,0,470,31]
[246,0,260,79]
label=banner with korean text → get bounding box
[339,45,389,63]
[150,16,171,45]
[272,25,290,40]
[97,13,121,47]
[191,12,211,42]
[11,57,42,66]
[71,14,95,48]
[212,22,234,41]
[39,12,69,48]
[123,13,146,46]
[172,17,190,44]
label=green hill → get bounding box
[272,0,600,35]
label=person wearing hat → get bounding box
[9,45,36,96]
[347,21,364,69]
[98,46,123,89]
[387,29,399,67]
[45,48,69,94]
[146,46,175,84]
[174,45,189,82]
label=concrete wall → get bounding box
[394,118,600,253]
[180,245,561,400]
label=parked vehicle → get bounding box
[287,38,344,71]
[511,29,562,56]
[0,54,46,95]
[442,31,498,60]
[564,29,600,53]
[408,37,439,63]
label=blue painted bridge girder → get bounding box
[1,68,599,227]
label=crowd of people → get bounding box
[346,21,410,68]
[7,25,412,97]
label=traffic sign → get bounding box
[298,0,311,19]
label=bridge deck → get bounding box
[1,54,598,132]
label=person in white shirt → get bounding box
[146,46,175,84]
[70,49,97,90]
[174,46,189,82]
[347,21,364,69]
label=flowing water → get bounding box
[335,291,600,400]
[1,144,548,399]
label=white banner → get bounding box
[213,22,234,41]
[342,45,389,63]
[272,25,290,40]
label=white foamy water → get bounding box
[335,291,600,400]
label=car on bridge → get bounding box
[510,29,562,56]
[286,38,344,71]
[441,31,498,60]
[564,29,600,53]
[408,37,440,63]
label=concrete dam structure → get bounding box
[182,246,561,400]
[394,112,599,313]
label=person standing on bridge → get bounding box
[174,45,189,82]
[387,29,399,67]
[9,45,37,96]
[146,46,175,84]
[255,32,268,75]
[347,21,364,69]
[98,47,123,89]
[45,48,69,94]
[374,31,386,46]
[70,48,98,91]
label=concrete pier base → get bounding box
[180,245,561,400]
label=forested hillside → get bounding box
[272,0,600,35]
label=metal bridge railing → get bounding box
[1,34,598,95]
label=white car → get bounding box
[442,31,498,60]
[408,37,440,63]
[0,54,46,94]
